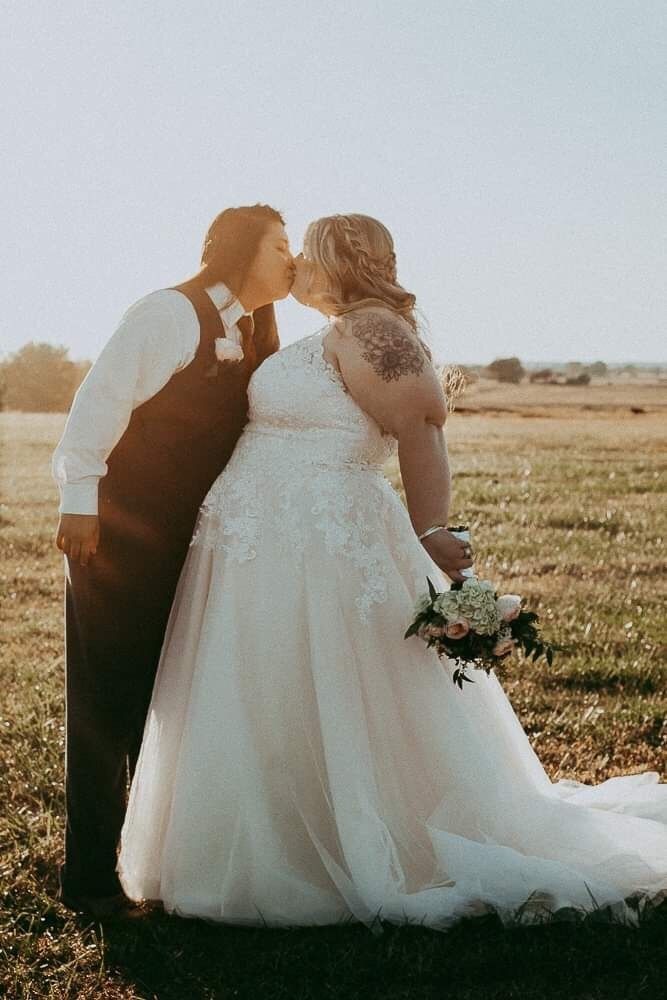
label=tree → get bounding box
[0,342,90,412]
[486,357,525,384]
[587,361,608,378]
[529,368,555,384]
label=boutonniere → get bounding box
[215,336,244,363]
[205,337,245,377]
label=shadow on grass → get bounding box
[541,665,662,696]
[53,894,667,1000]
[3,854,666,999]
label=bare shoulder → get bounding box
[333,307,428,383]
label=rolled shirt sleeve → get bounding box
[52,290,199,515]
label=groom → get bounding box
[52,204,295,918]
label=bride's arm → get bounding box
[330,310,472,582]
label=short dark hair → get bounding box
[200,204,284,360]
[200,204,285,289]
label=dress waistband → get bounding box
[243,422,385,472]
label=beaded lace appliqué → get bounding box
[191,329,401,621]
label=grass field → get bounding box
[1,398,666,999]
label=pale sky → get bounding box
[2,1,665,364]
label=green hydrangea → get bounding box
[463,579,495,593]
[433,591,461,620]
[455,580,501,635]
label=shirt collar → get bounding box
[204,281,251,329]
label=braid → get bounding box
[304,213,418,332]
[333,216,398,289]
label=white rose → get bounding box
[496,595,522,622]
[215,337,245,363]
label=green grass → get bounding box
[1,410,665,999]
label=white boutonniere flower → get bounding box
[215,336,244,363]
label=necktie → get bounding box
[236,314,256,366]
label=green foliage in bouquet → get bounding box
[405,577,561,689]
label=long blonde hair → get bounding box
[303,214,418,332]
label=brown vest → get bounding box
[98,281,278,556]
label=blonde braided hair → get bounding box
[303,214,417,332]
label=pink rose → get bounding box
[444,619,470,640]
[420,623,446,639]
[496,595,521,622]
[215,337,245,363]
[492,637,515,658]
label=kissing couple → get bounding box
[53,205,667,929]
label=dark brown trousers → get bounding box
[60,529,189,899]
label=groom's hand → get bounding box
[420,529,473,584]
[56,514,100,566]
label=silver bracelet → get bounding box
[418,524,447,542]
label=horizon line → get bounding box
[0,343,665,369]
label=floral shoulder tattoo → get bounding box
[347,313,426,383]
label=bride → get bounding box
[117,214,667,930]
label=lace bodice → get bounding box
[246,326,397,468]
[192,326,422,621]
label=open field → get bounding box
[1,398,666,999]
[453,376,667,416]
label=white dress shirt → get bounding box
[52,283,250,516]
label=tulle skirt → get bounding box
[117,479,667,931]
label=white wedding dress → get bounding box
[117,324,667,931]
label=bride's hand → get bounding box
[420,529,473,583]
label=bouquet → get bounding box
[405,575,557,689]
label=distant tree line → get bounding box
[528,361,611,386]
[0,343,90,412]
[474,358,644,386]
[0,342,661,412]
